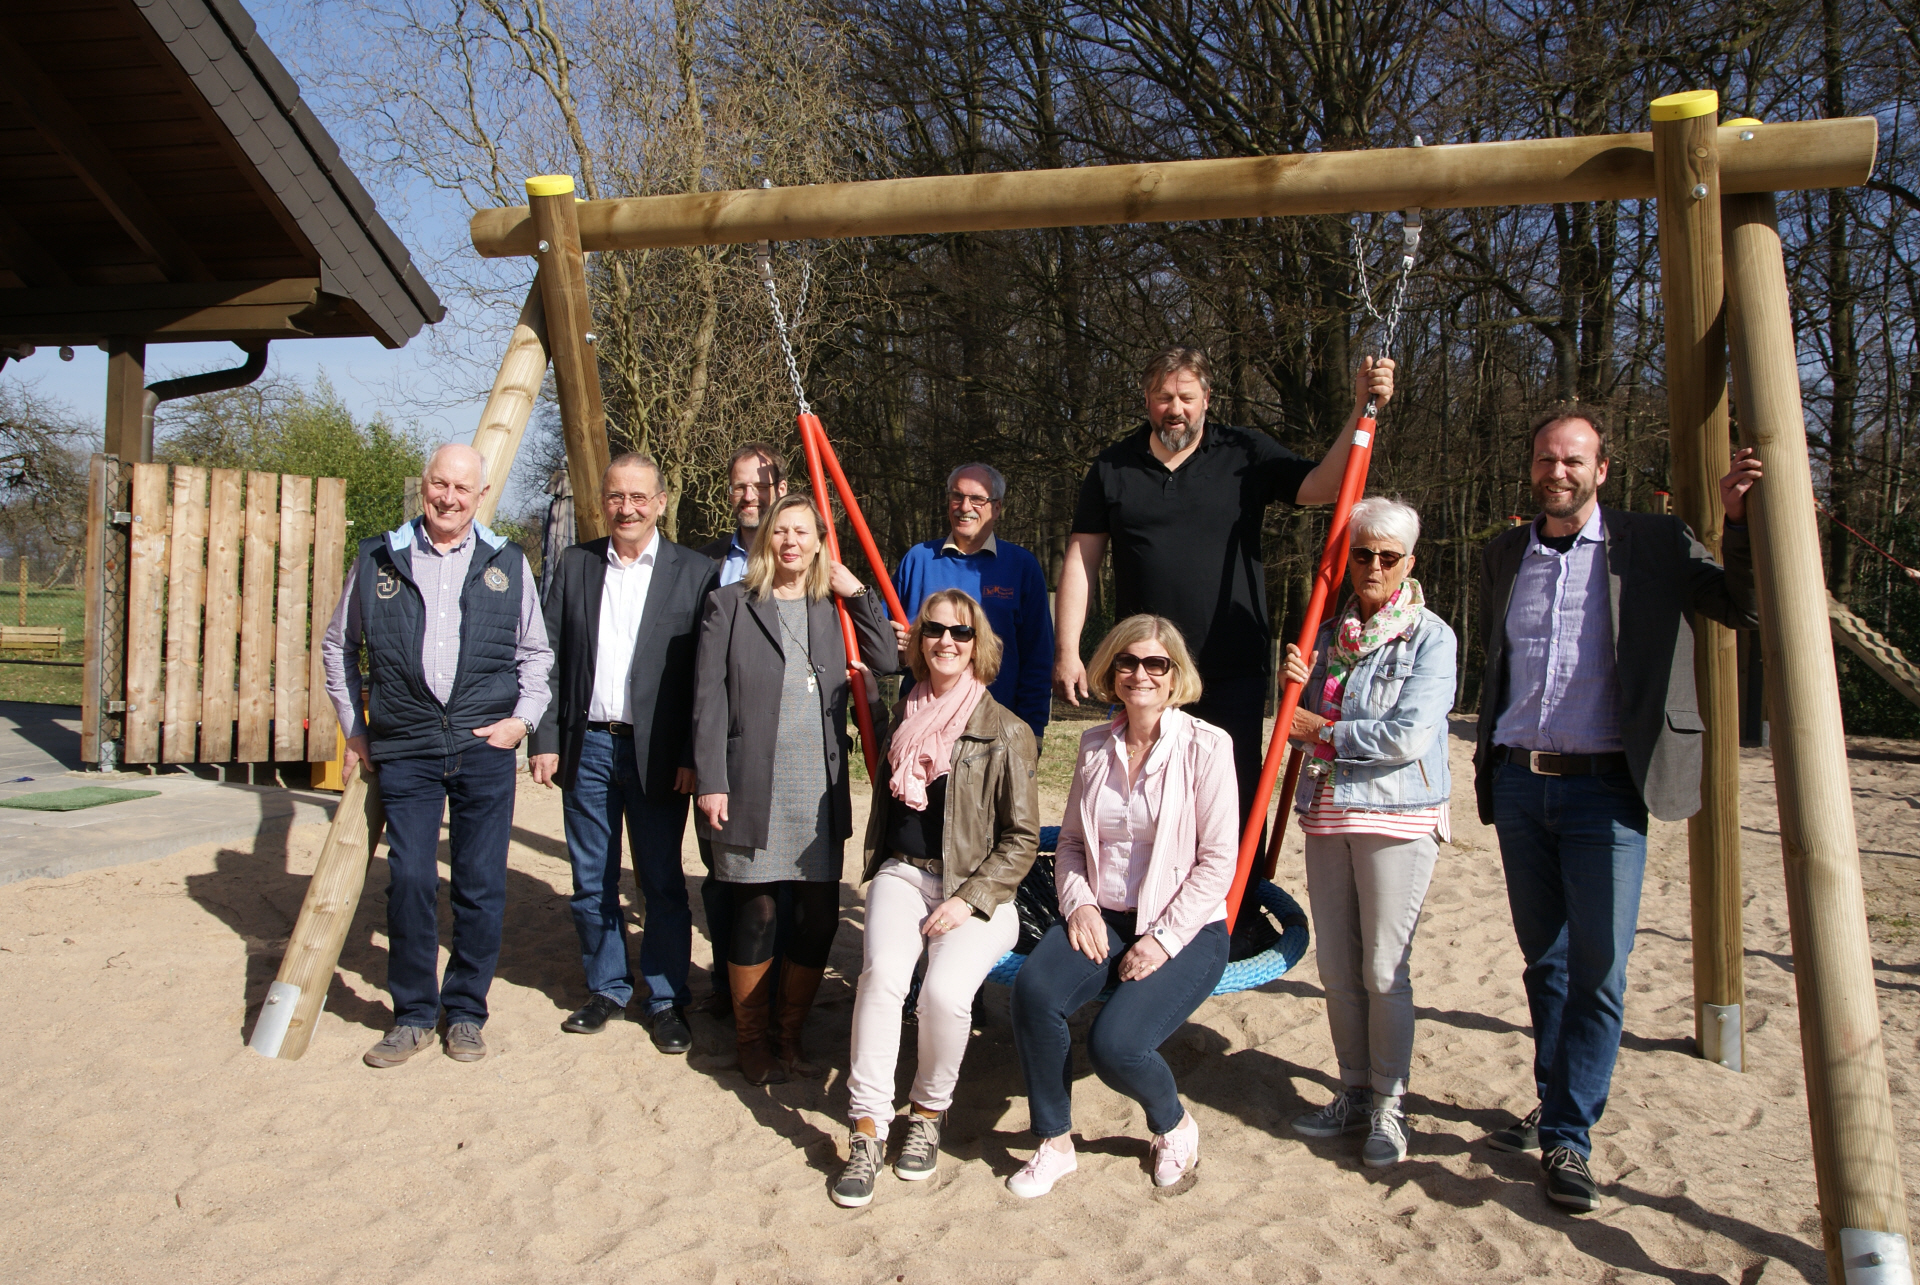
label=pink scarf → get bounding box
[887,671,986,810]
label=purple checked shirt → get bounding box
[1491,506,1624,755]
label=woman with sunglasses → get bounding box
[1007,614,1237,1197]
[831,589,1039,1206]
[1283,496,1457,1167]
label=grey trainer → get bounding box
[445,1021,488,1062]
[832,1131,884,1208]
[1362,1098,1409,1167]
[363,1024,436,1068]
[895,1112,942,1181]
[1291,1088,1371,1138]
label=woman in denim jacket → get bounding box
[1283,496,1457,1168]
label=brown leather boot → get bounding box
[774,962,827,1078]
[729,960,786,1085]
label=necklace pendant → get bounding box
[807,671,818,694]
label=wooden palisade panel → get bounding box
[122,462,170,762]
[236,472,278,762]
[307,478,347,760]
[273,477,314,762]
[161,467,208,762]
[199,468,244,762]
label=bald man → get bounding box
[322,443,553,1068]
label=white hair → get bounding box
[1349,496,1420,552]
[946,462,1006,502]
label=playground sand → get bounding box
[1,717,1917,1284]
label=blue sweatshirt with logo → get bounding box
[895,535,1054,739]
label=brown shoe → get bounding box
[363,1024,435,1068]
[445,1021,487,1062]
[774,962,827,1078]
[729,960,786,1085]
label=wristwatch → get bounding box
[519,716,536,738]
[1316,721,1336,744]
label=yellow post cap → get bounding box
[1722,116,1762,128]
[1651,90,1719,122]
[525,174,576,197]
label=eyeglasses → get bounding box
[921,621,977,642]
[1113,652,1173,676]
[1349,546,1405,569]
[730,481,777,497]
[947,491,996,510]
[603,491,661,506]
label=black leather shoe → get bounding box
[562,994,625,1034]
[646,1004,693,1054]
[1543,1145,1600,1211]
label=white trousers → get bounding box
[846,861,1018,1136]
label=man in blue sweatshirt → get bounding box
[894,463,1054,741]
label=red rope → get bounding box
[1815,497,1920,583]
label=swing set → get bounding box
[262,92,1905,1284]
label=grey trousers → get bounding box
[1303,828,1439,1097]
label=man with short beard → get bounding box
[1055,346,1395,827]
[1473,406,1761,1213]
[700,443,788,585]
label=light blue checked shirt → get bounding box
[1492,507,1623,755]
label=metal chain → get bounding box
[1352,207,1423,361]
[757,244,811,416]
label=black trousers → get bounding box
[1187,671,1267,831]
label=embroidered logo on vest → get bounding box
[484,566,509,592]
[375,569,401,600]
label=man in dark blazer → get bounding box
[530,453,720,1054]
[1474,406,1761,1211]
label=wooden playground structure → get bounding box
[267,94,1906,1281]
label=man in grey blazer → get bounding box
[530,453,720,1054]
[1474,406,1761,1211]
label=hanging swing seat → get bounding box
[982,827,1312,995]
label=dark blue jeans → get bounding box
[1493,762,1649,1157]
[377,743,519,1029]
[1011,910,1229,1138]
[561,729,693,1012]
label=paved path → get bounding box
[0,703,338,886]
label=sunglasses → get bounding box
[921,621,977,642]
[1349,546,1406,569]
[1113,652,1174,676]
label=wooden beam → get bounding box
[0,22,211,282]
[471,118,1877,257]
[527,177,609,541]
[103,338,145,462]
[1651,91,1744,1070]
[472,282,551,526]
[1724,188,1912,1284]
[0,203,71,288]
[0,278,328,346]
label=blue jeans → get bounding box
[1493,762,1649,1157]
[1011,911,1229,1138]
[377,743,518,1028]
[561,729,693,1012]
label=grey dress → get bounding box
[715,596,840,883]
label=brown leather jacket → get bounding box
[861,690,1040,919]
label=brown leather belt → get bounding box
[1496,745,1629,777]
[891,852,944,875]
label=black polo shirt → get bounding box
[1072,422,1316,682]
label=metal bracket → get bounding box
[105,700,128,714]
[1700,1002,1742,1072]
[110,511,133,526]
[248,980,301,1058]
[1841,1229,1913,1284]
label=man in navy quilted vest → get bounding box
[321,443,553,1068]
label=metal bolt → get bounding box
[1691,183,1709,199]
[537,239,550,254]
[583,332,596,344]
[1740,129,1755,141]
[1718,1011,1730,1022]
[1869,1253,1885,1266]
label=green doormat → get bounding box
[0,787,162,812]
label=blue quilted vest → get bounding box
[354,520,523,762]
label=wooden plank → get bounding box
[235,472,277,761]
[161,466,208,762]
[0,279,323,319]
[306,478,346,760]
[121,462,169,762]
[273,476,313,762]
[80,455,108,763]
[199,468,243,761]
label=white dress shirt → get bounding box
[589,529,660,724]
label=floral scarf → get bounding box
[1312,578,1426,761]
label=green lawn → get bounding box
[0,587,86,705]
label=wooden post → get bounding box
[248,765,386,1060]
[17,555,25,627]
[1652,89,1745,1070]
[80,453,127,767]
[103,337,146,462]
[1724,187,1914,1284]
[526,175,609,540]
[471,282,551,527]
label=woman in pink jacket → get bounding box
[1007,615,1238,1198]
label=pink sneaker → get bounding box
[1151,1115,1199,1187]
[1007,1140,1077,1198]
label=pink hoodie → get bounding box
[1054,708,1239,955]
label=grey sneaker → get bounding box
[1291,1088,1370,1138]
[445,1021,488,1062]
[363,1024,436,1068]
[895,1112,942,1181]
[1362,1098,1409,1167]
[832,1131,884,1208]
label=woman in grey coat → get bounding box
[694,493,898,1084]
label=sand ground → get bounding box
[2,717,1918,1284]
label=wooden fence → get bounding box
[83,457,347,765]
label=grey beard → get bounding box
[1155,422,1199,453]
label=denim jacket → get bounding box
[1291,604,1458,814]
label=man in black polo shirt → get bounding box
[1055,346,1395,823]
